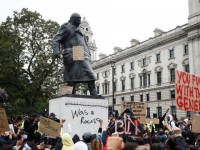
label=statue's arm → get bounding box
[52,24,68,57]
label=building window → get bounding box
[121,97,124,101]
[148,74,150,86]
[131,95,134,102]
[113,98,116,105]
[157,107,162,118]
[96,86,99,94]
[143,58,147,66]
[130,78,134,90]
[156,53,160,62]
[157,92,161,100]
[187,111,192,117]
[147,107,150,118]
[143,73,147,88]
[171,90,175,99]
[185,65,190,73]
[184,45,189,55]
[121,64,125,73]
[157,72,162,85]
[140,76,142,88]
[105,70,108,77]
[113,67,116,75]
[121,80,125,91]
[130,62,134,70]
[108,106,113,113]
[170,68,175,82]
[103,82,109,95]
[146,93,149,101]
[113,81,116,93]
[140,94,143,102]
[171,106,176,116]
[104,83,108,94]
[169,49,174,59]
[97,73,99,80]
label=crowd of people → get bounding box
[0,109,200,150]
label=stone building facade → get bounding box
[90,0,200,119]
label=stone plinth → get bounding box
[49,95,108,138]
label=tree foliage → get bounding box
[0,8,60,114]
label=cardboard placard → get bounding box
[175,70,200,112]
[57,84,73,96]
[192,114,200,133]
[146,118,160,124]
[39,116,61,137]
[121,102,147,123]
[73,46,84,61]
[0,108,9,132]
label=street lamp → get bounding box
[110,60,116,112]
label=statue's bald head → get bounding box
[69,13,81,27]
[70,13,81,19]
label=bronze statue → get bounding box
[52,13,97,95]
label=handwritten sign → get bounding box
[0,108,9,132]
[57,84,73,96]
[39,116,61,137]
[175,70,200,112]
[192,114,200,133]
[146,118,159,124]
[121,102,147,123]
[73,46,84,61]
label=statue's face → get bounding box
[70,13,81,26]
[73,16,81,26]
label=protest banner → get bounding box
[0,108,9,132]
[192,114,200,133]
[121,101,146,123]
[146,118,159,124]
[175,70,200,112]
[39,116,61,137]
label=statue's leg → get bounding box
[68,82,76,95]
[88,81,97,96]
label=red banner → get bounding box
[175,70,200,112]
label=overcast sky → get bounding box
[0,0,188,58]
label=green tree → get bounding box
[0,8,60,114]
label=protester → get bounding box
[74,141,88,150]
[82,132,93,150]
[90,138,103,150]
[1,109,200,150]
[61,133,74,150]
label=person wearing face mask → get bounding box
[52,13,97,96]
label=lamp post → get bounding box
[110,60,116,112]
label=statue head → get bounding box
[69,13,81,27]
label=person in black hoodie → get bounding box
[23,113,39,141]
[173,127,189,150]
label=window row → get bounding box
[97,66,189,95]
[97,45,189,80]
[138,90,175,102]
[111,90,175,104]
[147,106,176,118]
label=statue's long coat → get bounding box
[52,22,96,82]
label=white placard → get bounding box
[49,96,108,138]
